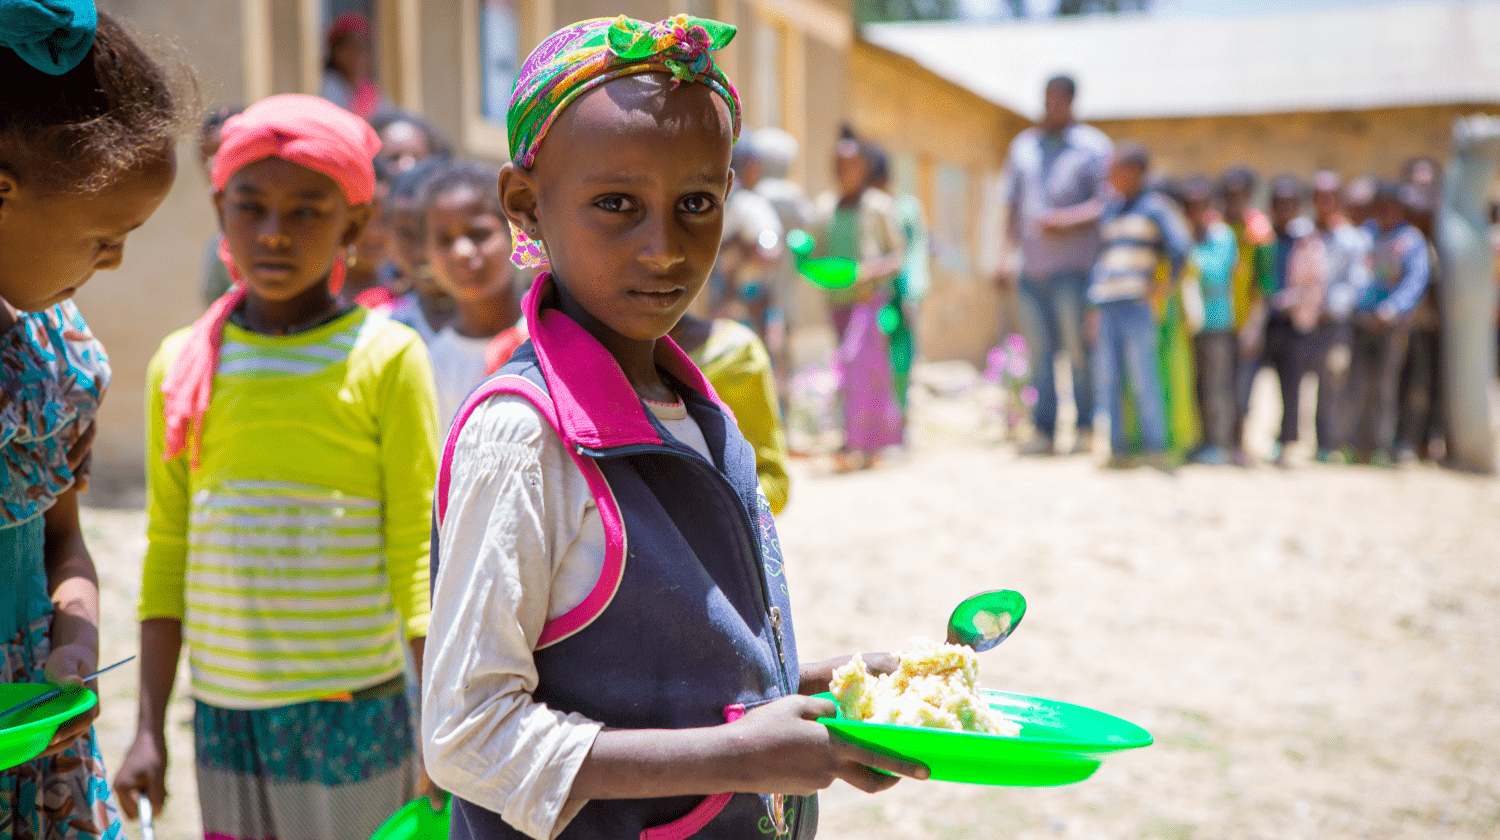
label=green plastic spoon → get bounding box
[946,590,1026,651]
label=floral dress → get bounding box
[1,300,120,840]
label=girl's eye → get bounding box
[293,207,324,220]
[235,202,263,215]
[595,196,634,213]
[680,194,717,214]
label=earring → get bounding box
[346,243,358,269]
[509,219,549,269]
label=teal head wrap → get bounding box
[0,0,97,76]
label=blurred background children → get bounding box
[419,160,523,427]
[1178,176,1239,465]
[814,136,907,470]
[1088,143,1190,468]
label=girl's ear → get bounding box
[341,202,374,248]
[0,168,18,223]
[498,162,540,233]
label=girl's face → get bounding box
[424,185,513,305]
[215,156,369,303]
[834,141,868,199]
[378,121,432,175]
[0,152,176,313]
[503,73,733,343]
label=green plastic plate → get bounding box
[797,256,859,290]
[816,689,1152,786]
[0,683,98,770]
[369,797,450,840]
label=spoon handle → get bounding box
[140,795,156,840]
[0,655,136,723]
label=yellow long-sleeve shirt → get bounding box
[140,307,439,709]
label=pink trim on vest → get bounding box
[633,704,751,840]
[521,273,738,447]
[638,794,733,840]
[435,374,628,650]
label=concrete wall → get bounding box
[845,41,1026,366]
[1093,103,1496,183]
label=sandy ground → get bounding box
[79,368,1500,840]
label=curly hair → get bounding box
[0,12,192,195]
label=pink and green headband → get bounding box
[507,14,742,170]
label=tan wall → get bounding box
[1093,103,1497,183]
[81,1,244,497]
[845,41,1026,365]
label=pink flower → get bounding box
[1021,386,1039,407]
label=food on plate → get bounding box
[830,638,1020,736]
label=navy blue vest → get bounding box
[432,282,816,840]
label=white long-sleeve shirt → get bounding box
[422,392,709,839]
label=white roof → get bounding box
[862,0,1500,121]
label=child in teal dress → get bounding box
[0,3,183,837]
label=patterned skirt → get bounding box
[194,679,414,840]
[0,617,121,840]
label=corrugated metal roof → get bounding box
[862,0,1500,121]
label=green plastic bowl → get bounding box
[0,683,97,770]
[816,689,1152,786]
[370,797,451,840]
[797,257,860,290]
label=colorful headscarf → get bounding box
[161,94,382,466]
[0,0,97,75]
[505,14,742,268]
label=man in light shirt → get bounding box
[997,74,1114,456]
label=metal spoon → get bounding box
[0,655,136,724]
[946,589,1026,651]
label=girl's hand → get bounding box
[113,731,169,820]
[720,695,928,795]
[37,641,101,757]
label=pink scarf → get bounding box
[160,94,381,465]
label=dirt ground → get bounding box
[80,368,1500,840]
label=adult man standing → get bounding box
[997,75,1114,455]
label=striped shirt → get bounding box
[142,308,440,709]
[1089,190,1192,304]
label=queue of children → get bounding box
[1008,143,1436,466]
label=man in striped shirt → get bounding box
[1087,143,1191,467]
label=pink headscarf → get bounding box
[160,94,382,466]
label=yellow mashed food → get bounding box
[830,638,1021,736]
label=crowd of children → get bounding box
[1066,150,1441,469]
[999,75,1453,470]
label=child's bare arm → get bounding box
[39,487,101,756]
[570,694,927,801]
[113,618,182,819]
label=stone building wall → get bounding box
[841,41,1028,366]
[1093,103,1495,183]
